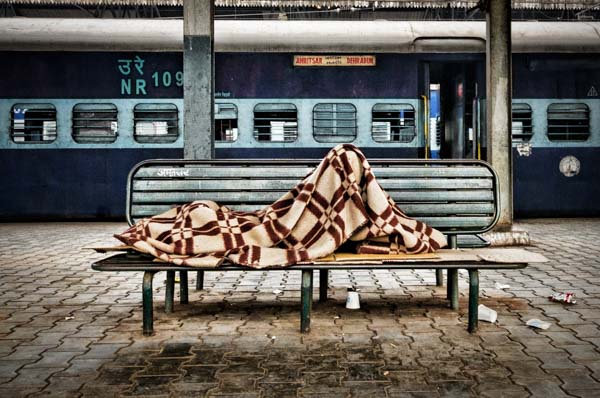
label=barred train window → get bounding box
[512,103,533,142]
[11,104,57,143]
[547,103,590,141]
[253,103,298,142]
[371,104,416,143]
[134,103,179,143]
[72,103,118,143]
[215,103,238,142]
[313,103,357,143]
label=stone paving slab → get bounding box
[0,219,599,397]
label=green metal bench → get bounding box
[92,158,529,336]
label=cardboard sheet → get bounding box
[300,248,547,265]
[86,245,133,253]
[90,246,547,265]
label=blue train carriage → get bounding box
[0,52,184,219]
[0,98,184,219]
[2,19,600,219]
[213,52,424,160]
[0,50,423,219]
[214,98,422,160]
[511,54,600,217]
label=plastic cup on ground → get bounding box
[478,304,498,323]
[526,319,551,330]
[346,291,360,309]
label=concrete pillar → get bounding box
[183,0,214,159]
[486,0,512,229]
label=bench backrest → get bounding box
[126,159,499,235]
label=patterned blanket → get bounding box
[115,144,447,269]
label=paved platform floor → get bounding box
[0,219,599,397]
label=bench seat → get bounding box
[92,248,545,335]
[91,158,544,336]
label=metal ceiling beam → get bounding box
[3,0,599,11]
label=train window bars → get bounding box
[313,103,357,143]
[512,103,533,142]
[371,104,416,143]
[215,103,238,142]
[133,103,179,143]
[72,103,118,144]
[10,104,57,144]
[547,103,590,141]
[253,103,298,142]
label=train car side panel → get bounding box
[0,148,183,219]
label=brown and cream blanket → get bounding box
[115,144,447,268]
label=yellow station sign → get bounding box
[293,55,376,67]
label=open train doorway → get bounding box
[424,61,484,160]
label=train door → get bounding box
[422,62,483,159]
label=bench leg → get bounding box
[447,269,459,310]
[142,271,157,336]
[300,270,313,333]
[165,271,175,314]
[180,271,189,304]
[319,269,328,302]
[436,269,444,287]
[468,269,479,333]
[196,270,204,290]
[443,235,459,292]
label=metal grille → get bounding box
[72,103,118,143]
[253,103,298,142]
[371,103,416,143]
[512,103,533,142]
[547,103,590,141]
[10,104,57,144]
[215,103,238,142]
[133,103,179,143]
[313,103,357,143]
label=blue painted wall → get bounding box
[0,52,420,99]
[216,146,419,159]
[513,147,600,217]
[0,52,182,99]
[217,54,419,98]
[0,148,182,219]
[2,52,598,100]
[513,54,600,99]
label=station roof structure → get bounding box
[3,0,600,10]
[3,1,599,20]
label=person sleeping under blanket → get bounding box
[115,144,447,269]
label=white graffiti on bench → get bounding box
[157,169,190,177]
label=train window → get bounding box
[253,103,298,142]
[215,103,238,142]
[72,103,118,144]
[10,104,57,143]
[133,103,179,143]
[371,104,416,143]
[547,103,590,141]
[313,103,357,143]
[512,103,533,142]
